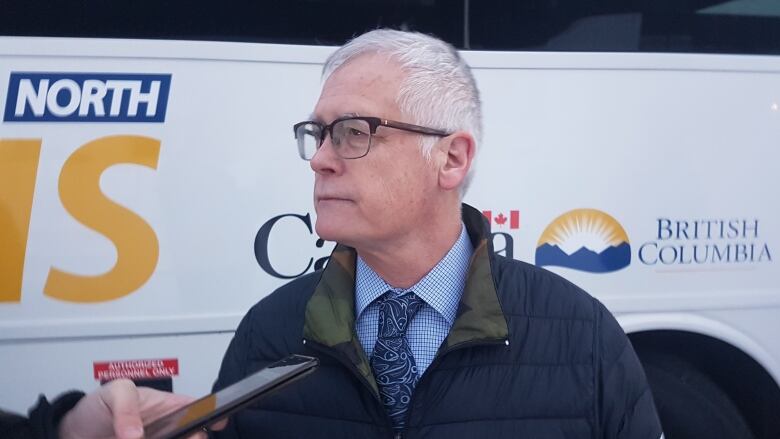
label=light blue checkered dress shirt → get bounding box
[355,224,473,376]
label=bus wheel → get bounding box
[642,352,755,439]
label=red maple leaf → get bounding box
[495,213,507,225]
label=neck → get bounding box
[356,206,463,289]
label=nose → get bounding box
[309,134,342,175]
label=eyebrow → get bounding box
[309,112,360,124]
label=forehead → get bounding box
[313,53,405,122]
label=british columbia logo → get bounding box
[535,209,631,273]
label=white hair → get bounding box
[321,29,483,195]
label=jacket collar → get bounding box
[442,204,509,351]
[303,204,509,393]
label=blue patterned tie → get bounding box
[371,291,424,431]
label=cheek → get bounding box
[360,145,436,213]
[381,166,431,211]
[359,176,396,218]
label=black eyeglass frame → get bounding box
[293,116,452,160]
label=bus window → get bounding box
[469,0,780,55]
[0,0,464,47]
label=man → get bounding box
[208,29,663,438]
[9,29,662,438]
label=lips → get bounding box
[316,194,353,203]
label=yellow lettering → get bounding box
[0,139,42,302]
[44,135,160,302]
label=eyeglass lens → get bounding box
[296,119,372,160]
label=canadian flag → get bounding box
[482,210,520,229]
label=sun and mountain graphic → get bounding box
[535,209,631,273]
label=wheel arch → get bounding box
[619,313,780,438]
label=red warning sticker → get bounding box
[93,358,179,381]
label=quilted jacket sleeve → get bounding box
[596,301,663,439]
[0,392,84,439]
[209,308,254,439]
[210,305,278,439]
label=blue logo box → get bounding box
[4,72,172,123]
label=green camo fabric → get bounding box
[302,204,509,398]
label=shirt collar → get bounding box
[355,224,473,325]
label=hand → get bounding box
[58,378,219,439]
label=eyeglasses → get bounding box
[293,116,451,160]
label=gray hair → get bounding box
[321,29,482,195]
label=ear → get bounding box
[437,132,475,191]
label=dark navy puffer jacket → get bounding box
[212,205,663,439]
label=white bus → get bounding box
[1,1,778,438]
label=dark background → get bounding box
[1,0,779,54]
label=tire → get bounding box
[640,351,755,439]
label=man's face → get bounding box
[310,54,442,250]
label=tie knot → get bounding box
[377,291,424,337]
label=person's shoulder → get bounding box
[0,409,30,439]
[241,270,324,331]
[248,270,323,314]
[492,255,599,321]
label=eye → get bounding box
[348,127,367,137]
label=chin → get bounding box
[314,216,350,244]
